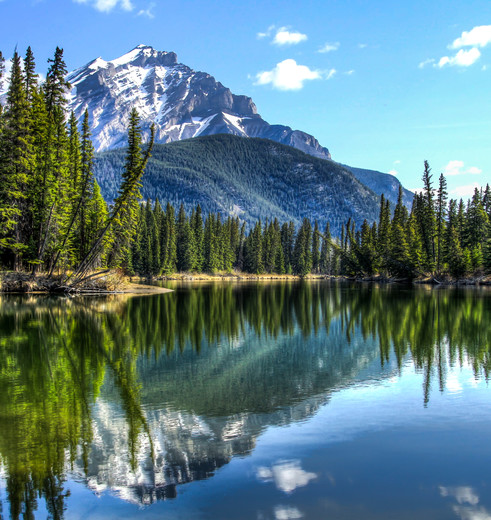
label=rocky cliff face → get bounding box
[68,44,331,159]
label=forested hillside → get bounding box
[94,135,380,235]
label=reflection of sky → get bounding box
[256,357,491,453]
[273,505,304,519]
[257,460,317,493]
[2,348,491,519]
[440,486,491,520]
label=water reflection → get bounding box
[0,282,489,518]
[440,486,491,520]
[257,461,317,493]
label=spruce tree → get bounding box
[0,51,32,269]
[435,173,448,273]
[192,204,204,271]
[312,220,320,273]
[319,221,332,274]
[23,46,38,103]
[292,218,312,276]
[69,109,154,282]
[421,160,436,271]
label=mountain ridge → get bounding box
[94,134,380,234]
[68,44,331,159]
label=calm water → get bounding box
[0,281,490,520]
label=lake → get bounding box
[0,281,490,519]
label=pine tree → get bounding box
[34,48,72,271]
[69,109,155,283]
[161,202,177,274]
[292,218,312,276]
[151,200,162,274]
[192,204,204,271]
[23,46,38,103]
[245,221,263,274]
[319,221,332,274]
[281,221,295,273]
[204,213,219,272]
[0,51,32,269]
[435,173,448,273]
[312,220,320,273]
[421,160,436,271]
[377,195,391,273]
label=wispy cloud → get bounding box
[358,43,368,49]
[255,59,327,90]
[419,58,435,69]
[137,1,155,18]
[73,0,134,13]
[443,160,482,176]
[450,25,491,49]
[318,42,340,53]
[257,25,307,46]
[388,169,398,176]
[257,24,276,39]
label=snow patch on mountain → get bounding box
[67,45,331,159]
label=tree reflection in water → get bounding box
[0,282,489,518]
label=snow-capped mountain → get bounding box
[67,44,331,158]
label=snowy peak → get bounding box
[67,46,330,159]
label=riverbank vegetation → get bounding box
[1,47,490,289]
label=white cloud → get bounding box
[318,42,340,53]
[345,69,355,75]
[73,0,134,13]
[273,27,308,46]
[436,48,481,68]
[422,26,491,70]
[257,461,317,493]
[450,25,491,49]
[358,43,368,49]
[138,2,155,18]
[388,169,398,176]
[255,59,322,90]
[443,160,482,176]
[450,183,482,198]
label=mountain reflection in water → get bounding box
[0,281,489,518]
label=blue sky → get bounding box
[1,0,490,197]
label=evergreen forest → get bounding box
[1,47,490,282]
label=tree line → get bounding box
[1,47,490,280]
[129,166,491,279]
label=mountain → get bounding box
[70,44,413,221]
[345,165,414,210]
[94,134,380,233]
[67,44,331,159]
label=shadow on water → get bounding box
[0,282,489,517]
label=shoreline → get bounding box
[1,271,490,294]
